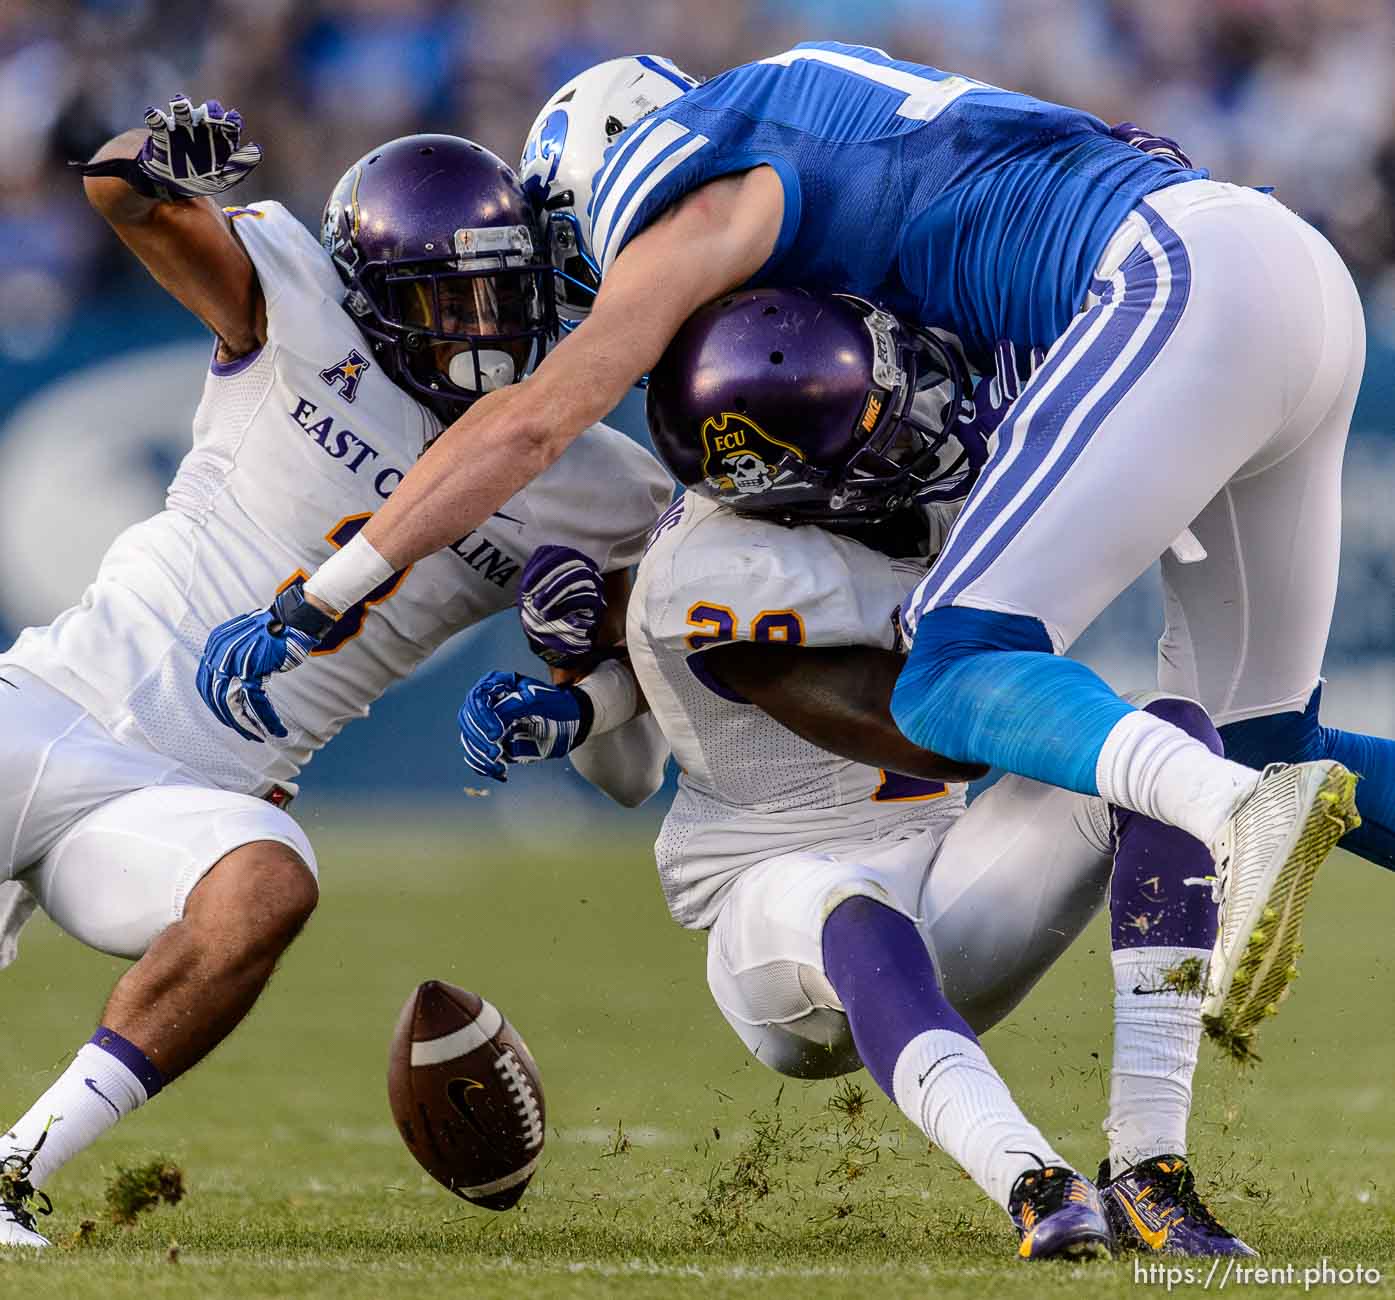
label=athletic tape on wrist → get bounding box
[575,659,639,737]
[304,533,394,617]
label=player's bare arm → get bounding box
[348,168,783,586]
[79,99,265,359]
[702,641,988,785]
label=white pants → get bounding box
[706,775,1114,1078]
[908,180,1365,723]
[0,669,316,965]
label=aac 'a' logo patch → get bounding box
[319,350,371,403]
[699,412,804,497]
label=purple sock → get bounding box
[820,894,973,1098]
[91,1026,165,1099]
[1111,697,1221,953]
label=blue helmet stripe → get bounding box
[635,54,697,93]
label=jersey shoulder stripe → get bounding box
[592,122,709,275]
[590,114,663,222]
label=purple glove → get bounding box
[956,339,1046,446]
[77,94,261,200]
[1110,121,1194,171]
[516,545,607,667]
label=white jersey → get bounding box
[1,201,672,796]
[628,494,967,929]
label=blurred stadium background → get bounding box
[3,0,1395,832]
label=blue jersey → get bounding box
[587,42,1205,359]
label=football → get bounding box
[387,980,546,1210]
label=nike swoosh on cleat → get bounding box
[84,1078,121,1117]
[917,1053,965,1087]
[1132,984,1172,996]
[1120,1196,1169,1250]
[0,675,17,690]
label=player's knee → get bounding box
[263,845,319,940]
[714,962,862,1080]
[1138,692,1223,757]
[189,840,319,953]
[892,606,1054,742]
[748,1004,862,1080]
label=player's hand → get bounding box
[1110,121,1194,170]
[78,95,262,201]
[196,582,333,743]
[459,670,593,782]
[957,339,1045,444]
[516,545,606,667]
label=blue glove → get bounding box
[957,339,1046,445]
[516,546,606,667]
[459,670,594,782]
[1110,121,1194,170]
[196,582,333,743]
[77,94,262,200]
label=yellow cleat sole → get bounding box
[1209,765,1359,1053]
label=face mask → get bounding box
[448,349,517,393]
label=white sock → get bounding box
[892,1028,1064,1210]
[1096,711,1259,844]
[2,1040,157,1187]
[1104,946,1206,1172]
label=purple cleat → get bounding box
[1008,1163,1113,1260]
[1099,1155,1257,1257]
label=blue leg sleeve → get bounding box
[1220,686,1395,873]
[891,607,1135,797]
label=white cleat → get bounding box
[0,1201,50,1249]
[1,1140,53,1248]
[1202,760,1360,1056]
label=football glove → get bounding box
[516,545,607,667]
[459,670,594,783]
[957,339,1046,445]
[1110,121,1194,171]
[196,581,333,743]
[77,95,262,201]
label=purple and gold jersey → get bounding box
[628,493,967,929]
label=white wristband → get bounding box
[303,532,395,616]
[576,659,640,737]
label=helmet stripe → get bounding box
[635,54,697,92]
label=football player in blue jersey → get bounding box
[198,46,1386,1052]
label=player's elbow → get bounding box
[603,768,665,809]
[83,130,157,222]
[514,418,570,480]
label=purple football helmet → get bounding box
[646,289,974,526]
[321,134,554,423]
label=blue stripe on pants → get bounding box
[910,204,1192,627]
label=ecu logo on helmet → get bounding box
[699,412,803,497]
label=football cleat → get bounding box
[1099,1156,1257,1257]
[1007,1162,1113,1261]
[0,1137,52,1249]
[1202,761,1359,1053]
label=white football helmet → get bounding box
[520,55,697,325]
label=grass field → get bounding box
[2,818,1392,1298]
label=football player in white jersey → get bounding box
[199,57,1374,1063]
[0,97,670,1247]
[459,290,1259,1260]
